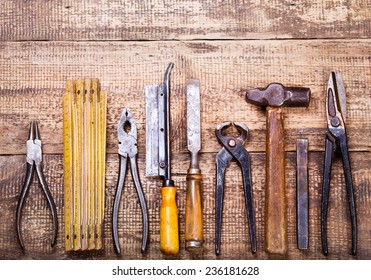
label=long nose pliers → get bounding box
[215,122,256,255]
[16,121,58,250]
[321,71,357,256]
[112,108,149,254]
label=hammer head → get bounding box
[246,83,311,108]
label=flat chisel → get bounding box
[185,79,203,251]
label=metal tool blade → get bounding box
[145,63,173,180]
[145,85,160,177]
[328,71,347,122]
[187,79,201,156]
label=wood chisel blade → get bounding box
[187,79,201,155]
[185,78,204,250]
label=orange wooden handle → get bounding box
[265,107,287,254]
[185,168,203,250]
[160,186,179,255]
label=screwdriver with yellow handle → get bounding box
[146,63,179,255]
[185,79,203,251]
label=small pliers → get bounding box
[321,71,357,256]
[16,121,58,250]
[112,108,149,254]
[215,122,256,254]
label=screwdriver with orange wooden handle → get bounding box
[146,63,179,255]
[185,79,204,251]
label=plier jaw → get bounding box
[118,108,138,158]
[26,121,42,165]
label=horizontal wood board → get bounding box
[0,0,370,41]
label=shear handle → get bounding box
[321,134,334,256]
[338,133,357,255]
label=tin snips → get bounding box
[321,72,357,256]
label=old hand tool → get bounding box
[296,138,309,250]
[16,121,58,249]
[112,108,149,254]
[185,79,203,251]
[145,63,179,255]
[321,72,356,256]
[245,83,310,254]
[215,122,256,255]
[63,79,107,251]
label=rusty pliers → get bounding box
[16,121,58,250]
[321,72,357,256]
[112,108,149,254]
[215,122,256,254]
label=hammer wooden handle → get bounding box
[160,186,179,255]
[265,107,287,254]
[185,168,203,250]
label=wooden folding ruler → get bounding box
[63,79,106,251]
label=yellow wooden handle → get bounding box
[185,168,203,250]
[160,186,179,255]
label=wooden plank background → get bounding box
[0,0,370,260]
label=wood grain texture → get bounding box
[0,40,370,155]
[1,152,371,259]
[1,0,370,260]
[0,0,370,41]
[265,107,286,254]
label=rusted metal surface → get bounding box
[296,138,309,250]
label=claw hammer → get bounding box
[245,83,310,254]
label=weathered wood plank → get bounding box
[1,152,370,259]
[0,1,370,41]
[0,40,370,155]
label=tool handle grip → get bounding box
[185,168,203,250]
[265,107,287,254]
[160,186,179,255]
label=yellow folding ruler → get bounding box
[63,79,106,251]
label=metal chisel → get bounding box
[185,79,203,251]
